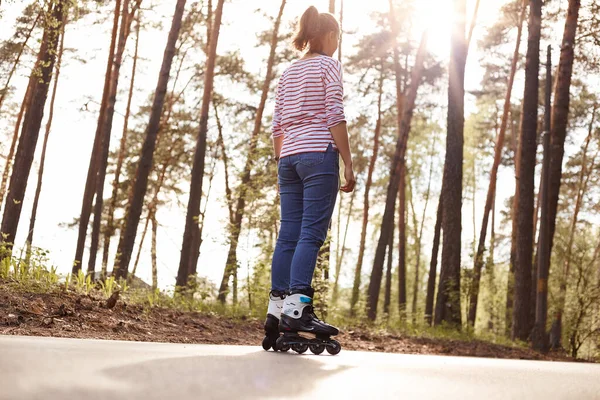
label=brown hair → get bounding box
[292,6,340,53]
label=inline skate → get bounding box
[262,290,288,351]
[275,287,341,355]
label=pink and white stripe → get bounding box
[272,55,346,158]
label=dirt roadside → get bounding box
[0,282,574,361]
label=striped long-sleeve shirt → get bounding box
[272,55,346,158]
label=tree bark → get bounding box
[151,210,158,291]
[551,103,595,349]
[129,210,149,280]
[532,46,552,352]
[88,0,141,276]
[434,0,467,328]
[512,0,542,342]
[217,0,286,300]
[101,14,141,279]
[506,113,519,336]
[214,101,234,223]
[366,26,428,321]
[0,11,41,116]
[0,73,34,213]
[412,140,434,324]
[329,0,335,14]
[332,186,356,304]
[383,211,395,316]
[425,195,442,325]
[114,0,188,280]
[467,0,527,327]
[177,0,225,287]
[398,165,407,318]
[543,0,582,345]
[0,0,67,252]
[350,66,384,315]
[25,14,66,251]
[73,0,122,273]
[466,0,481,53]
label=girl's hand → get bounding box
[340,164,356,193]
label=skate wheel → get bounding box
[309,344,324,355]
[326,340,341,355]
[292,343,308,354]
[262,336,272,351]
[275,336,284,351]
[280,343,290,352]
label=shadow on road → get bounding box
[37,350,351,400]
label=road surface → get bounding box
[1,335,598,399]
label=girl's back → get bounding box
[273,55,345,158]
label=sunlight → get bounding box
[341,0,493,59]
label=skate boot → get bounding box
[262,290,286,351]
[276,288,341,355]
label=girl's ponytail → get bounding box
[293,6,339,53]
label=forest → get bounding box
[0,0,599,360]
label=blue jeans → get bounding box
[271,143,339,292]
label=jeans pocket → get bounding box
[298,152,325,167]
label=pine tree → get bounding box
[434,0,468,328]
[217,0,287,302]
[113,0,189,279]
[512,0,542,342]
[366,14,429,320]
[73,0,122,273]
[25,11,67,252]
[176,0,226,287]
[468,0,527,327]
[0,0,68,253]
[543,0,582,346]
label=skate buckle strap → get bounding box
[299,296,311,304]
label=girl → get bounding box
[262,5,355,355]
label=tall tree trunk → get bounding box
[88,0,141,276]
[151,210,158,291]
[398,165,407,318]
[101,14,141,279]
[329,0,335,14]
[487,189,497,331]
[0,74,34,213]
[434,0,467,328]
[466,0,481,53]
[332,187,356,304]
[532,46,553,351]
[73,0,122,273]
[412,141,434,324]
[551,103,596,349]
[366,27,428,321]
[506,114,519,336]
[25,15,66,251]
[214,101,234,223]
[129,138,185,280]
[129,210,149,280]
[425,196,442,325]
[217,0,285,301]
[177,0,226,286]
[512,0,542,342]
[350,66,384,315]
[542,0,582,345]
[114,0,188,280]
[0,11,41,116]
[335,197,343,286]
[0,0,67,252]
[467,0,527,327]
[383,212,395,316]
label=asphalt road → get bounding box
[1,335,599,400]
